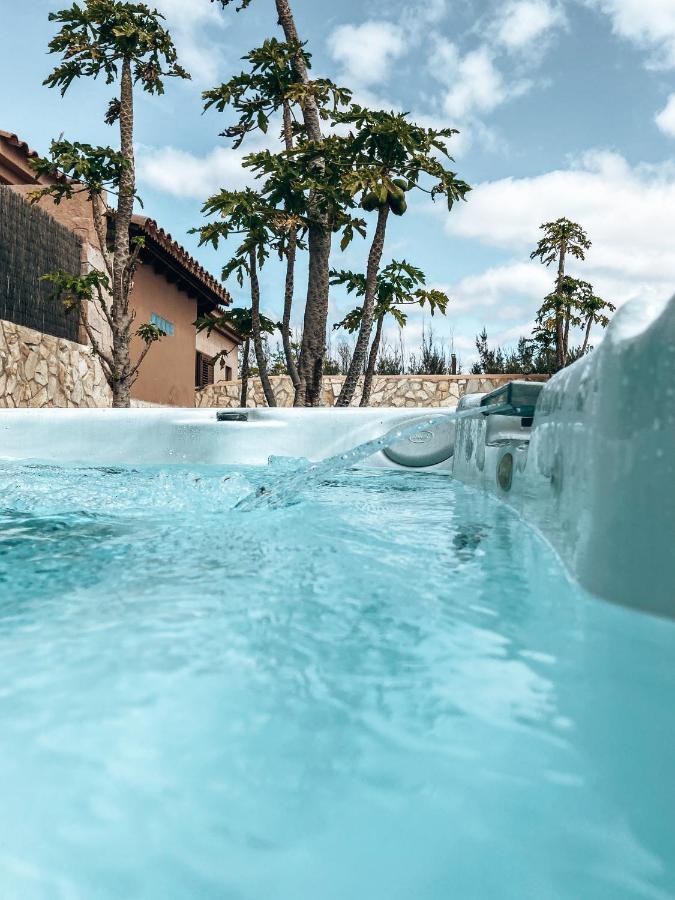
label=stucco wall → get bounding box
[195,326,239,383]
[128,265,198,408]
[196,373,549,408]
[0,319,111,408]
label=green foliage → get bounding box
[212,0,254,9]
[195,306,278,340]
[535,276,614,350]
[40,268,110,311]
[241,137,367,251]
[530,217,591,268]
[470,329,551,375]
[333,106,471,213]
[203,38,350,148]
[44,0,189,97]
[332,260,449,332]
[30,140,132,203]
[194,187,305,285]
[136,322,165,343]
[376,343,404,375]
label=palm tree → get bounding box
[332,261,450,406]
[195,189,292,407]
[530,218,591,369]
[34,0,189,406]
[534,276,614,366]
[576,281,616,354]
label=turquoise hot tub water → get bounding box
[1,458,673,899]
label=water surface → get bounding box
[0,462,673,899]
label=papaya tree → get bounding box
[194,188,293,407]
[202,38,349,395]
[212,0,337,406]
[32,1,189,407]
[535,276,614,363]
[576,280,615,354]
[530,218,592,370]
[332,260,450,406]
[195,306,276,407]
[331,107,470,407]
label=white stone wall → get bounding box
[196,373,549,409]
[0,319,111,408]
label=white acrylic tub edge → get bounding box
[452,291,675,617]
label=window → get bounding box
[150,312,175,336]
[195,351,215,389]
[225,365,233,381]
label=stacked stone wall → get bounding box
[196,373,549,409]
[0,319,111,408]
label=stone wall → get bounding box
[0,319,111,408]
[196,373,549,409]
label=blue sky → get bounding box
[2,0,675,365]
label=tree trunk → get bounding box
[555,242,567,371]
[240,337,250,408]
[360,314,383,407]
[274,0,322,141]
[295,223,331,406]
[249,250,277,407]
[580,315,593,355]
[281,99,300,389]
[336,204,390,407]
[274,0,332,407]
[111,58,135,408]
[282,228,300,388]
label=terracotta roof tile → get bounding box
[131,214,232,310]
[0,130,40,160]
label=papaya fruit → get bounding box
[393,178,409,192]
[361,192,379,212]
[388,194,407,216]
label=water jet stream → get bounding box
[238,404,510,510]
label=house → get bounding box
[0,129,241,407]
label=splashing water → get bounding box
[238,404,508,510]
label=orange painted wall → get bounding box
[129,264,197,407]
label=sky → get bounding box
[1,0,675,366]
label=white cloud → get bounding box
[445,150,675,309]
[400,0,448,35]
[138,144,256,198]
[586,0,675,67]
[495,0,565,50]
[327,21,406,88]
[448,262,553,315]
[152,0,226,83]
[655,93,675,137]
[430,41,527,120]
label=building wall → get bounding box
[7,184,100,248]
[196,326,239,383]
[0,318,111,408]
[196,373,550,409]
[129,264,198,407]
